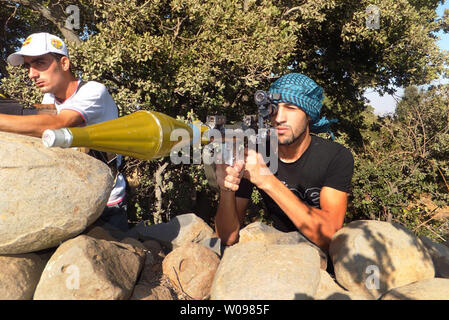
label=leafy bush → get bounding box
[348,85,449,242]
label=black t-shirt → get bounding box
[236,135,354,233]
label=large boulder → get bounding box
[314,270,370,300]
[329,220,434,299]
[238,221,309,245]
[419,235,449,278]
[128,213,215,249]
[162,243,220,300]
[82,225,118,242]
[0,253,46,300]
[380,278,449,300]
[130,283,174,300]
[0,132,113,254]
[33,235,145,300]
[239,222,327,269]
[210,242,321,300]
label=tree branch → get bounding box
[3,0,81,44]
[281,1,308,18]
[154,161,169,224]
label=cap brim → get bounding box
[7,50,56,66]
[7,53,25,66]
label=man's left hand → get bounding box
[242,148,273,189]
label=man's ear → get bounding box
[60,56,71,72]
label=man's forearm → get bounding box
[0,114,62,137]
[0,111,84,138]
[259,175,336,251]
[215,190,241,246]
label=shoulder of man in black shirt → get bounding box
[306,135,354,193]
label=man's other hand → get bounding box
[215,160,245,192]
[243,148,273,189]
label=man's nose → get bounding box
[28,67,38,80]
[273,107,286,124]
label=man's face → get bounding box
[23,54,65,94]
[270,102,310,145]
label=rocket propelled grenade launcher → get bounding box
[42,110,208,160]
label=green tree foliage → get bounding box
[1,4,50,79]
[350,85,449,241]
[0,0,100,81]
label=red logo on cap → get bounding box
[23,36,32,46]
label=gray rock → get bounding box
[121,237,147,251]
[33,235,145,300]
[130,283,174,300]
[380,278,449,300]
[142,240,165,261]
[131,249,175,300]
[82,225,117,242]
[127,213,214,249]
[34,248,56,265]
[89,220,128,241]
[239,222,327,269]
[314,270,370,300]
[162,243,220,300]
[419,235,449,278]
[238,221,308,245]
[0,132,113,254]
[0,253,46,299]
[210,242,321,300]
[329,220,434,299]
[136,252,157,285]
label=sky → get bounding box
[365,2,449,115]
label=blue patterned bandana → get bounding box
[268,73,337,139]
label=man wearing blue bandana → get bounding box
[214,73,354,253]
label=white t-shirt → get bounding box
[42,80,126,206]
[41,80,118,124]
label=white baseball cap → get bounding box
[7,32,69,66]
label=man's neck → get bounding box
[278,132,311,163]
[54,77,79,103]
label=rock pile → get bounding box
[1,132,448,300]
[2,215,448,300]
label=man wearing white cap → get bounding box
[5,32,118,134]
[4,32,129,231]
